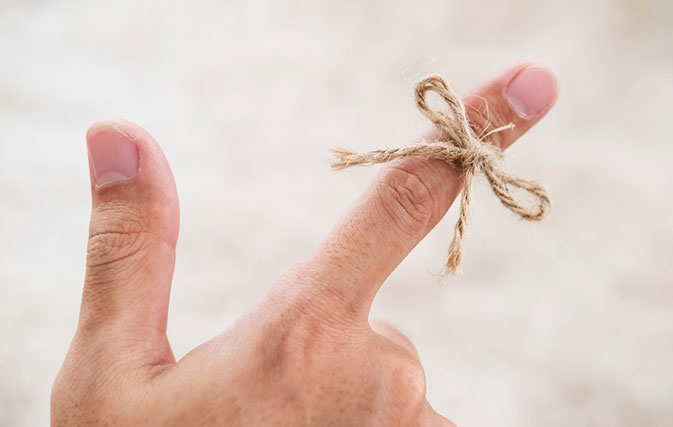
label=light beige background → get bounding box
[1,0,672,425]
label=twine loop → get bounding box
[331,76,551,274]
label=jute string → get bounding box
[331,76,551,275]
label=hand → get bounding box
[52,62,558,426]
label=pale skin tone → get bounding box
[52,62,558,426]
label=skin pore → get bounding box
[52,61,558,426]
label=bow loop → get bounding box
[484,166,551,221]
[414,76,472,150]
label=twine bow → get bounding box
[331,76,551,275]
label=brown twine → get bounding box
[331,76,551,275]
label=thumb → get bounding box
[78,119,179,366]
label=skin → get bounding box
[52,62,558,426]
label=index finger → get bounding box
[291,62,558,320]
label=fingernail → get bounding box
[504,66,557,119]
[87,125,139,187]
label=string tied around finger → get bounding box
[330,76,551,275]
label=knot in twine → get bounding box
[331,76,551,275]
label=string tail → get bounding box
[331,146,410,170]
[443,174,473,275]
[330,146,359,170]
[444,243,462,275]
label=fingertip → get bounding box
[462,61,559,150]
[86,118,175,190]
[468,61,559,118]
[86,121,139,188]
[85,118,179,241]
[86,118,155,142]
[503,62,559,120]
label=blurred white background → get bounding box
[1,0,672,425]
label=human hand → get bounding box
[52,62,558,426]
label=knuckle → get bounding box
[376,163,437,236]
[385,350,427,402]
[371,321,419,357]
[86,202,151,269]
[87,230,149,269]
